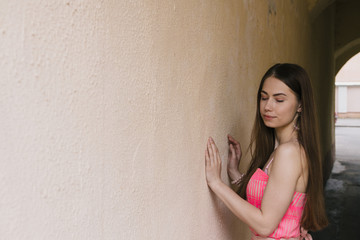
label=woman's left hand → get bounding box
[205,137,223,188]
[300,227,313,240]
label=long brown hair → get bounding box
[237,63,328,231]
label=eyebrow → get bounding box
[261,90,287,97]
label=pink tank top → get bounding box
[246,165,306,239]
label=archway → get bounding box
[335,52,360,118]
[314,52,360,239]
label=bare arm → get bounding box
[205,138,303,236]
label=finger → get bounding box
[228,144,233,161]
[235,144,241,156]
[228,134,240,145]
[229,136,241,155]
[205,149,210,166]
[207,138,214,164]
[228,143,233,154]
[209,138,217,162]
[209,137,219,158]
[229,143,235,156]
[228,134,235,141]
[210,138,221,165]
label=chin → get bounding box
[264,124,276,129]
[262,120,276,128]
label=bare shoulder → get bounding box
[272,142,306,174]
[276,142,304,158]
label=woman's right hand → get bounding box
[227,134,242,180]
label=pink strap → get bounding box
[264,157,274,175]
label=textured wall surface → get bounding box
[334,0,360,73]
[307,2,336,182]
[0,1,333,239]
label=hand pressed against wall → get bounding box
[205,137,222,187]
[227,134,242,181]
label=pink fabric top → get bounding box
[246,168,306,239]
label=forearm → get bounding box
[209,180,274,236]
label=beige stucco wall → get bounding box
[307,3,335,180]
[0,1,333,239]
[335,0,360,73]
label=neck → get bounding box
[275,125,298,146]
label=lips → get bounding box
[263,115,276,120]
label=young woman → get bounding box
[205,63,328,240]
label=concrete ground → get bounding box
[312,119,360,240]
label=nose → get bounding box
[264,99,272,112]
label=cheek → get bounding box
[280,104,297,118]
